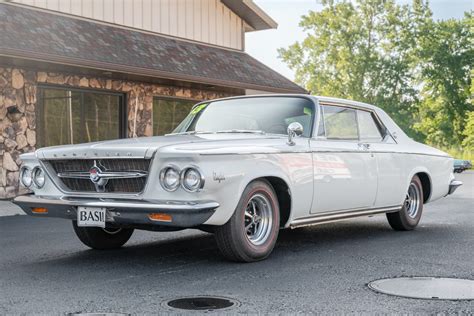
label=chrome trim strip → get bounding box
[13,195,220,212]
[289,205,402,229]
[199,150,449,158]
[57,171,148,179]
[43,156,147,160]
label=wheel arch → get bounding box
[248,176,292,228]
[415,172,432,203]
[408,168,432,203]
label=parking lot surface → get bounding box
[0,172,472,314]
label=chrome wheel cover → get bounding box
[405,183,421,219]
[244,193,273,246]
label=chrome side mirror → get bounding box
[287,122,303,146]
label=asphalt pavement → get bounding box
[0,171,473,314]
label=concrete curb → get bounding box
[0,200,25,217]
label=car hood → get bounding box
[36,134,291,159]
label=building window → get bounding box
[153,97,196,135]
[38,87,125,147]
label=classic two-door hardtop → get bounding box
[14,95,462,262]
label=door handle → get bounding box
[358,143,371,150]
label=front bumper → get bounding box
[448,180,463,195]
[13,195,219,228]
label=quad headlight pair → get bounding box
[159,165,204,192]
[20,166,46,188]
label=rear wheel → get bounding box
[215,180,280,262]
[386,175,424,231]
[72,221,134,250]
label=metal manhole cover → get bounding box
[166,296,237,311]
[68,313,130,316]
[368,277,474,300]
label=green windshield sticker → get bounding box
[191,103,208,115]
[304,107,313,116]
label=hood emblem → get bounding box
[89,166,101,183]
[89,161,108,192]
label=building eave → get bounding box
[221,0,278,31]
[0,3,306,94]
[0,49,307,94]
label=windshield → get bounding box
[173,97,315,137]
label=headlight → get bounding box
[32,167,46,188]
[181,167,204,192]
[159,166,180,191]
[20,167,32,187]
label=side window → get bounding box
[323,105,359,140]
[357,110,383,142]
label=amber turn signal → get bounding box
[148,213,172,222]
[32,207,48,214]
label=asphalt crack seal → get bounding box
[165,296,238,311]
[368,277,474,300]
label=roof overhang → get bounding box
[0,3,306,94]
[221,0,278,31]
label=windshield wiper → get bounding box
[215,129,265,134]
[165,131,215,136]
[168,130,265,136]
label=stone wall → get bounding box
[0,66,234,199]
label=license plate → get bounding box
[77,207,106,228]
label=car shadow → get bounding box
[28,217,455,271]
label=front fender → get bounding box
[199,152,313,226]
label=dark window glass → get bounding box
[153,98,196,135]
[174,97,315,137]
[323,105,359,140]
[357,110,383,142]
[38,87,124,147]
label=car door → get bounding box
[356,109,406,207]
[310,104,378,213]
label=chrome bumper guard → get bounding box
[13,195,219,228]
[448,180,463,195]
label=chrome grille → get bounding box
[47,159,151,193]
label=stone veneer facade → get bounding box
[0,67,234,199]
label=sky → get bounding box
[245,0,472,81]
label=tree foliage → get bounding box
[279,0,473,149]
[414,13,473,147]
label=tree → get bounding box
[414,13,473,148]
[279,0,472,146]
[279,0,431,139]
[462,111,474,150]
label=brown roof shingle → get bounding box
[0,4,306,94]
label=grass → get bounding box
[439,147,474,161]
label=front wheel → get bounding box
[215,180,280,262]
[386,175,424,231]
[72,221,134,250]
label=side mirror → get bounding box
[287,122,304,146]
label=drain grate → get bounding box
[166,296,237,311]
[368,277,474,300]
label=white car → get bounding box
[14,95,462,262]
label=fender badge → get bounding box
[213,172,226,183]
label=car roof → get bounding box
[198,94,378,112]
